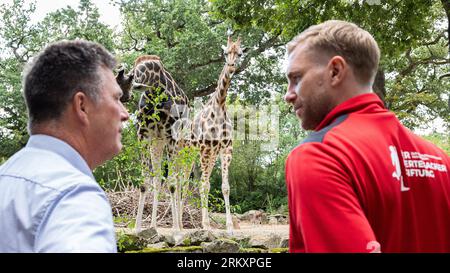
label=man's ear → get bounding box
[328,56,347,87]
[72,91,90,125]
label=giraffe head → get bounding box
[221,36,243,73]
[116,55,188,109]
[116,66,134,102]
[115,55,163,102]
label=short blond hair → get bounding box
[287,20,380,85]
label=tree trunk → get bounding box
[373,68,387,107]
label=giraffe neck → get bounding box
[135,61,189,105]
[212,64,234,107]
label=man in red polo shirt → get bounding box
[284,20,450,253]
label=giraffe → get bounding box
[191,36,243,233]
[116,55,191,232]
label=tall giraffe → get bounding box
[191,36,243,233]
[116,55,191,232]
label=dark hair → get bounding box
[23,39,116,128]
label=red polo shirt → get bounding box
[286,93,450,252]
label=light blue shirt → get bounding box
[0,135,117,252]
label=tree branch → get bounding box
[7,35,29,63]
[439,72,450,79]
[235,31,282,74]
[193,83,217,98]
[422,31,446,46]
[399,47,449,77]
[124,18,145,52]
[189,56,223,70]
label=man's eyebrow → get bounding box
[287,71,302,78]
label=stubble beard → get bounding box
[300,91,333,131]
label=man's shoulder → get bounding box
[0,147,95,192]
[288,112,374,162]
[301,114,350,145]
[298,109,395,150]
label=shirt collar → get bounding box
[26,134,94,179]
[314,93,386,131]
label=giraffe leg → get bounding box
[135,137,152,233]
[200,146,218,230]
[168,176,180,231]
[149,139,165,229]
[173,163,184,230]
[220,146,233,234]
[179,161,194,229]
[167,142,182,231]
[135,177,148,234]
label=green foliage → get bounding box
[126,245,203,253]
[269,248,289,253]
[211,0,450,129]
[114,216,136,229]
[208,95,303,213]
[94,119,145,190]
[240,248,267,253]
[116,230,142,252]
[0,0,115,161]
[423,132,450,154]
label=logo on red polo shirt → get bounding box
[389,146,410,192]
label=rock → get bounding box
[166,246,203,253]
[279,238,289,248]
[126,246,203,253]
[116,232,146,252]
[188,230,216,245]
[147,242,169,249]
[228,235,251,248]
[269,217,278,225]
[164,234,176,246]
[173,232,188,246]
[268,214,288,225]
[232,215,240,229]
[149,234,166,244]
[210,213,226,229]
[135,227,165,244]
[249,234,281,249]
[260,213,268,224]
[162,232,191,247]
[137,227,158,241]
[240,210,267,225]
[202,238,240,253]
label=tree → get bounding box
[0,0,115,160]
[115,0,286,103]
[210,0,449,130]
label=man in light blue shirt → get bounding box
[0,40,129,252]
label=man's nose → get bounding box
[120,103,130,121]
[284,86,297,104]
